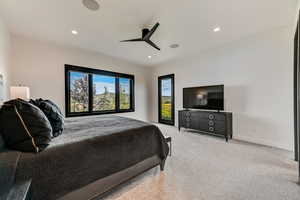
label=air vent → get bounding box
[82,0,100,11]
[170,44,179,49]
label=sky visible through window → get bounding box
[120,78,130,94]
[93,75,115,94]
[70,72,87,89]
[71,73,130,95]
[162,79,171,96]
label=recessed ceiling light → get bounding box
[82,0,100,11]
[71,30,78,35]
[213,27,221,32]
[170,44,179,49]
[148,55,152,59]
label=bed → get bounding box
[1,116,169,200]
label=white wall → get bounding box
[150,26,294,151]
[8,23,296,150]
[0,17,11,102]
[11,36,152,121]
[294,0,300,32]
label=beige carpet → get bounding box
[100,124,300,200]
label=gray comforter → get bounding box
[6,116,168,200]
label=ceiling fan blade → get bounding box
[144,23,160,40]
[146,40,160,51]
[120,38,143,42]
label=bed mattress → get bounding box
[14,116,169,200]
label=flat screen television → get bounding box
[183,85,224,110]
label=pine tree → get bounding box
[70,76,89,112]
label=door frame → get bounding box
[158,74,175,125]
[294,22,299,163]
[294,11,300,180]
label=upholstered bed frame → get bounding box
[1,116,169,200]
[59,155,165,200]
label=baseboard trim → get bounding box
[154,122,293,152]
[234,135,293,151]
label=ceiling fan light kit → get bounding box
[121,22,161,51]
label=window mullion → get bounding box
[130,79,134,110]
[88,73,93,113]
[116,77,120,112]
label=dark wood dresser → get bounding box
[178,110,233,141]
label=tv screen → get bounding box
[183,85,224,110]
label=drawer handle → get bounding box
[208,120,214,126]
[208,114,214,119]
[209,127,214,132]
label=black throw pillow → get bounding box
[0,99,52,152]
[30,99,64,137]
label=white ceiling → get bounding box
[0,0,297,67]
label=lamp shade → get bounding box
[10,86,30,100]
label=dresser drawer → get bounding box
[190,119,225,132]
[190,112,225,121]
[206,113,225,121]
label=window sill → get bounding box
[66,109,135,118]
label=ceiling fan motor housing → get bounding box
[142,29,150,38]
[120,23,160,50]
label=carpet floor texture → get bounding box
[99,124,300,200]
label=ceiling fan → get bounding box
[121,23,161,51]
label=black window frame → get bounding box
[158,74,175,126]
[294,22,299,163]
[295,14,300,179]
[65,64,135,117]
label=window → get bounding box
[93,74,116,111]
[70,71,89,113]
[158,74,175,125]
[119,78,131,110]
[65,65,134,117]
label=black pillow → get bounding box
[30,99,64,137]
[0,99,52,152]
